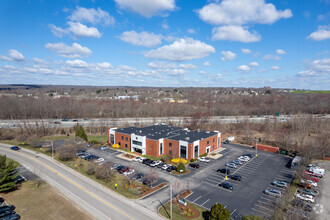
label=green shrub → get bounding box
[200,153,208,157]
[89,139,98,144]
[177,162,186,173]
[190,158,197,162]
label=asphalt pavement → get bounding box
[0,143,163,220]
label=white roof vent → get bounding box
[206,131,210,133]
[185,137,190,141]
[139,130,142,133]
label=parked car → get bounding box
[157,163,166,168]
[198,157,210,162]
[14,175,25,184]
[217,168,230,174]
[142,159,153,165]
[100,146,108,150]
[306,180,317,187]
[237,156,248,162]
[61,118,69,122]
[133,157,143,162]
[124,169,135,176]
[142,179,155,186]
[81,153,91,159]
[224,140,229,144]
[0,210,15,218]
[272,180,288,188]
[229,174,242,181]
[119,167,129,174]
[76,151,86,156]
[132,173,144,180]
[10,146,20,151]
[264,188,282,198]
[87,143,94,147]
[0,196,4,203]
[0,206,15,212]
[242,154,253,158]
[225,163,237,169]
[296,193,314,203]
[219,182,233,190]
[189,163,200,168]
[94,158,105,163]
[232,160,243,165]
[297,189,316,197]
[166,166,177,172]
[150,161,161,167]
[1,214,20,220]
[162,164,170,170]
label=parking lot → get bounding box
[185,143,295,218]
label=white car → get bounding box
[100,146,108,150]
[162,164,170,170]
[150,161,161,167]
[94,158,105,163]
[306,180,317,187]
[124,169,135,176]
[133,157,143,162]
[198,157,210,162]
[296,193,314,203]
[238,156,249,162]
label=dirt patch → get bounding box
[122,182,168,198]
[172,190,200,219]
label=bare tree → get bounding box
[145,168,158,187]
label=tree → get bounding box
[209,203,231,220]
[75,124,87,141]
[56,144,76,161]
[0,155,19,192]
[145,168,158,187]
[177,162,186,173]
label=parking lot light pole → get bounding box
[255,139,258,157]
[225,155,228,180]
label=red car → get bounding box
[119,167,129,174]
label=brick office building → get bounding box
[108,124,221,160]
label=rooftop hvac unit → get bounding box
[185,137,190,141]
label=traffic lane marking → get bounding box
[20,151,135,220]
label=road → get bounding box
[0,143,162,220]
[1,114,329,129]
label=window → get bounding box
[207,140,209,145]
[169,150,172,155]
[169,143,172,147]
[213,138,215,143]
[121,136,124,140]
[180,145,187,159]
[213,145,214,149]
[126,137,128,141]
[194,145,198,158]
[218,137,220,147]
[118,142,121,146]
[160,143,163,155]
[132,140,142,146]
[125,144,128,148]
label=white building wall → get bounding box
[109,128,117,144]
[214,131,221,148]
[179,140,188,159]
[159,138,164,155]
[131,134,146,155]
[193,140,200,158]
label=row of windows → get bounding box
[121,136,129,141]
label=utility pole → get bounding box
[170,184,172,219]
[255,139,259,157]
[225,155,228,180]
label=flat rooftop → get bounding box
[115,124,217,143]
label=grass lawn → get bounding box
[1,181,92,220]
[5,157,20,168]
[87,135,108,143]
[159,201,207,220]
[60,157,149,199]
[292,90,330,94]
[39,135,70,141]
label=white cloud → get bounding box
[68,22,102,38]
[220,51,236,61]
[148,62,197,69]
[119,31,163,47]
[216,73,222,79]
[242,48,252,54]
[212,25,261,42]
[187,28,195,34]
[118,65,136,71]
[249,62,259,67]
[96,62,113,69]
[114,0,176,17]
[203,61,211,66]
[45,42,92,58]
[197,0,292,26]
[145,38,215,61]
[66,59,88,68]
[271,66,280,70]
[49,24,68,37]
[263,54,281,60]
[9,49,25,61]
[200,71,206,74]
[69,7,115,25]
[307,26,330,41]
[162,20,169,29]
[276,49,286,54]
[0,49,25,62]
[33,58,48,64]
[298,58,330,77]
[237,65,250,71]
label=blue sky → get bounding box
[0,0,330,89]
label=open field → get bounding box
[1,180,93,220]
[292,90,330,94]
[87,135,108,143]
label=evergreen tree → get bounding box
[209,203,231,220]
[0,155,19,192]
[75,124,87,141]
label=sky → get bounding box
[0,0,330,89]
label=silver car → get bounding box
[264,188,282,198]
[225,163,237,169]
[272,180,288,188]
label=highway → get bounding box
[0,143,162,220]
[1,114,329,129]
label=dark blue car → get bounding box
[10,146,20,151]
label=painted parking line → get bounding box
[260,196,276,202]
[254,203,274,212]
[192,196,202,203]
[257,200,273,206]
[201,199,210,206]
[251,207,270,216]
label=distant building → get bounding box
[109,124,221,160]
